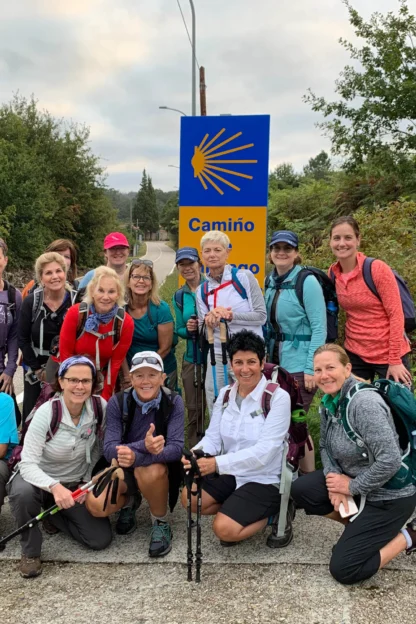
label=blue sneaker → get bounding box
[116,493,142,535]
[148,520,172,557]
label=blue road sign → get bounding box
[179,115,270,207]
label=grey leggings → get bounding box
[7,473,112,557]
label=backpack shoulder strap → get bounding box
[201,280,210,307]
[294,268,310,309]
[174,288,185,312]
[91,395,104,433]
[230,267,248,300]
[362,257,380,300]
[262,382,280,417]
[147,300,154,326]
[116,389,135,443]
[31,287,45,323]
[340,382,375,447]
[329,268,336,284]
[113,306,125,347]
[46,394,63,442]
[222,385,234,410]
[3,280,17,320]
[76,302,89,339]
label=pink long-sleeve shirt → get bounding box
[329,253,410,365]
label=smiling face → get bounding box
[330,223,360,262]
[129,265,153,297]
[231,350,264,392]
[201,241,229,271]
[104,245,129,270]
[92,276,119,313]
[313,351,352,397]
[41,261,66,292]
[177,259,201,284]
[130,366,166,402]
[59,364,94,407]
[270,242,297,274]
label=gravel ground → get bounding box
[1,561,415,624]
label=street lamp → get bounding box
[189,0,196,117]
[159,106,187,116]
[168,165,180,169]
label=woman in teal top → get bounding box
[0,392,19,515]
[172,247,206,448]
[121,260,177,390]
[265,230,327,472]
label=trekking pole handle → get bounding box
[206,325,214,345]
[219,320,227,343]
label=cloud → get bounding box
[1,0,414,191]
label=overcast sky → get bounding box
[1,0,414,192]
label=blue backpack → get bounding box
[200,267,248,307]
[338,380,416,490]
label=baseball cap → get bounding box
[269,230,299,248]
[103,232,129,250]
[175,247,200,264]
[129,351,164,374]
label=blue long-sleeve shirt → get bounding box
[104,392,185,468]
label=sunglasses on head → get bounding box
[131,355,162,367]
[131,259,153,268]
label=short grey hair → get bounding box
[200,230,230,250]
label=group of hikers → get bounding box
[0,216,415,586]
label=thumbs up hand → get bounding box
[145,423,165,455]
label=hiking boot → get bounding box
[266,499,296,549]
[115,493,142,535]
[148,520,172,557]
[19,555,42,578]
[42,517,60,535]
[220,540,238,547]
[404,518,416,555]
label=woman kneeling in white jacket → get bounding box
[181,330,291,547]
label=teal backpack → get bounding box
[339,380,416,490]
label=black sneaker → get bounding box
[266,499,295,549]
[115,493,142,535]
[148,520,172,557]
[405,518,416,555]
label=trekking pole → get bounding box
[183,449,204,582]
[189,314,202,440]
[219,320,228,385]
[206,325,218,401]
[0,462,123,551]
[195,472,202,582]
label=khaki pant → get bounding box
[182,359,206,448]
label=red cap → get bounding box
[103,232,129,250]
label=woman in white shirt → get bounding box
[8,356,111,579]
[181,330,291,546]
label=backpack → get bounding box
[201,267,248,308]
[7,390,104,472]
[76,302,125,346]
[174,288,185,313]
[336,380,416,490]
[362,258,415,333]
[115,387,182,511]
[221,363,310,538]
[0,280,17,325]
[31,287,72,358]
[266,267,339,343]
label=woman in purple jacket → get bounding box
[86,350,184,558]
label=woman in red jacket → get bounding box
[59,266,134,401]
[329,216,412,385]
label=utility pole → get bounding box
[199,66,207,116]
[189,0,196,116]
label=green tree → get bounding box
[0,95,119,269]
[305,0,416,166]
[160,193,179,247]
[269,163,300,192]
[303,151,332,180]
[133,170,159,235]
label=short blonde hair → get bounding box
[85,266,125,307]
[125,261,160,307]
[200,230,230,250]
[35,252,67,284]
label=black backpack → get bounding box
[1,280,17,324]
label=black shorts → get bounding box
[201,474,281,527]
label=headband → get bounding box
[58,356,96,378]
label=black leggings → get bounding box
[291,470,416,585]
[345,350,412,384]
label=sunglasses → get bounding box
[131,355,162,367]
[131,259,153,268]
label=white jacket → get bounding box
[194,376,291,488]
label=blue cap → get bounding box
[175,247,200,263]
[269,230,299,248]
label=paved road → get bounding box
[140,240,176,285]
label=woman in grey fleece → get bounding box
[291,343,416,585]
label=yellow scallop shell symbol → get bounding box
[191,128,258,195]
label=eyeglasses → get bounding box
[131,274,152,282]
[63,377,93,386]
[270,244,296,252]
[131,355,162,367]
[131,259,153,268]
